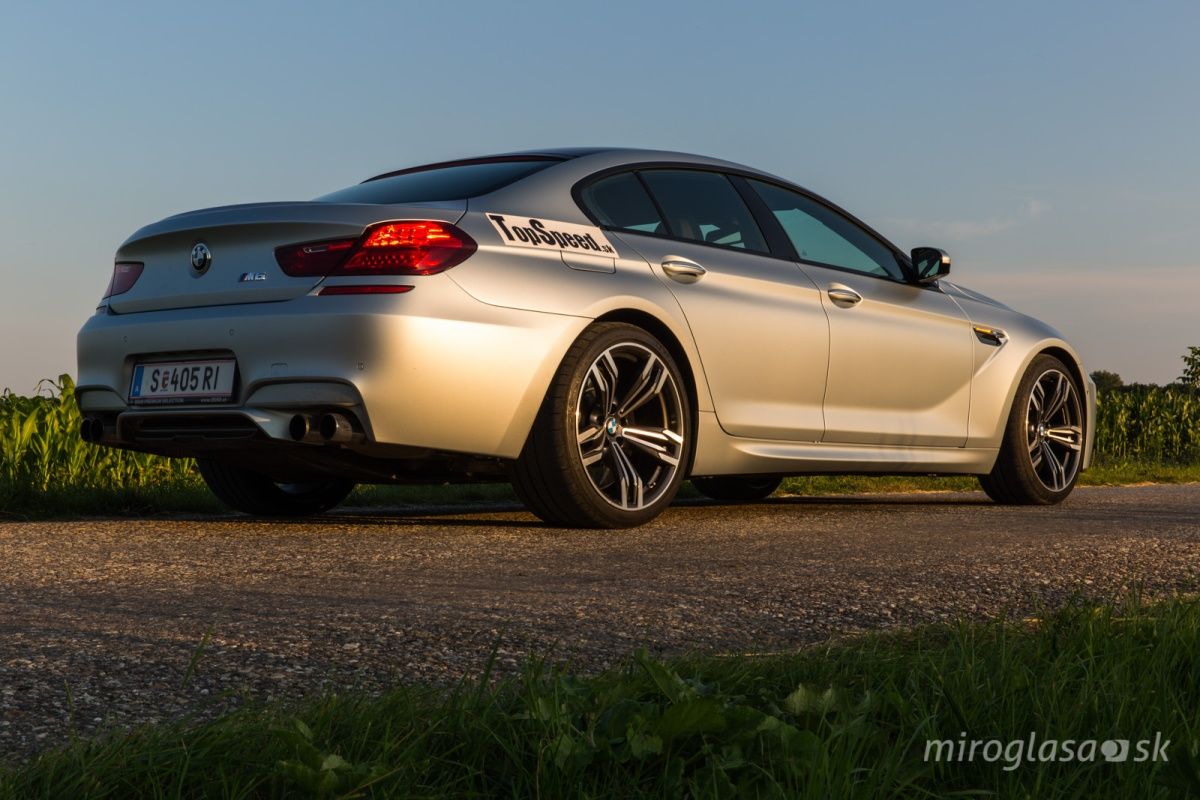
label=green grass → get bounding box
[0,376,208,517]
[4,463,1197,521]
[776,462,1200,497]
[1,376,1197,519]
[3,595,1199,798]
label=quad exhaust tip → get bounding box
[290,412,361,444]
[318,412,356,443]
[80,417,103,443]
[288,414,312,442]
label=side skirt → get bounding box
[690,411,998,477]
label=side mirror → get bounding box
[911,247,951,284]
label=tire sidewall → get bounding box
[557,324,693,527]
[1002,354,1083,503]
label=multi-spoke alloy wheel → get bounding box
[1025,369,1083,491]
[979,354,1085,505]
[512,323,693,528]
[575,343,685,511]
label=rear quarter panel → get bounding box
[446,210,716,415]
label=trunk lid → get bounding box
[108,201,466,313]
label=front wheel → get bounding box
[512,322,693,528]
[196,459,355,517]
[979,354,1085,505]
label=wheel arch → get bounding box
[587,309,705,475]
[501,304,710,461]
[1034,344,1095,470]
[982,340,1095,471]
[594,308,697,411]
[1037,345,1086,397]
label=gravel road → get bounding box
[2,483,1198,761]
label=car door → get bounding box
[579,169,829,441]
[747,179,973,447]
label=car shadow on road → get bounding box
[139,492,996,529]
[311,492,995,526]
[759,493,994,507]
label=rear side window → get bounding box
[639,170,768,253]
[749,179,903,279]
[579,172,665,233]
[316,159,559,204]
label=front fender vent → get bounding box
[973,326,1008,347]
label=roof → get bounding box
[363,148,773,184]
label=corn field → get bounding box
[0,375,199,506]
[1,376,1197,511]
[1096,385,1200,463]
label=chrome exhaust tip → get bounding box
[318,412,356,443]
[288,414,312,442]
[80,417,102,443]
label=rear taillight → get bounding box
[103,262,144,299]
[341,222,475,274]
[275,221,476,278]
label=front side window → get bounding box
[639,170,769,253]
[749,179,903,279]
[578,172,664,233]
[316,159,560,204]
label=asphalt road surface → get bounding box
[2,483,1198,760]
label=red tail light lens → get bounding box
[103,262,144,299]
[341,222,476,275]
[275,221,476,278]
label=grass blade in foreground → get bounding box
[2,596,1198,798]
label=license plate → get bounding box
[129,359,236,404]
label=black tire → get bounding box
[196,459,354,517]
[692,475,782,503]
[512,322,693,528]
[979,354,1085,505]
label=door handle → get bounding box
[661,257,707,284]
[826,284,863,307]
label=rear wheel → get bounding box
[512,322,693,528]
[196,459,354,517]
[692,475,782,503]
[979,354,1084,505]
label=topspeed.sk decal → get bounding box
[486,213,617,256]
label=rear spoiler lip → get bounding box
[121,200,467,248]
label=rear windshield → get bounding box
[315,159,559,204]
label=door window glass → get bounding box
[639,170,769,253]
[749,179,903,279]
[578,172,665,234]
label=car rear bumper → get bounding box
[76,274,588,461]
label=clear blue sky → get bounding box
[2,0,1197,393]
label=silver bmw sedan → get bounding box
[76,148,1095,527]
